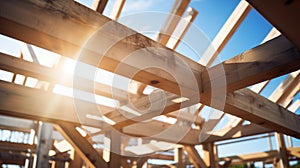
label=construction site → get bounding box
[0,0,299,167]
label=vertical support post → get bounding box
[69,149,83,168]
[136,157,148,168]
[184,146,207,168]
[54,161,65,168]
[35,122,53,168]
[203,143,218,168]
[275,133,290,168]
[175,147,184,168]
[104,130,122,168]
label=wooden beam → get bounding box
[121,158,131,168]
[55,122,108,168]
[220,160,232,168]
[275,133,290,168]
[35,122,53,168]
[0,52,129,102]
[103,129,122,168]
[109,0,125,20]
[136,157,148,168]
[269,70,300,103]
[132,2,195,95]
[0,115,34,132]
[0,80,113,128]
[203,123,272,143]
[150,153,174,161]
[122,120,200,145]
[200,0,251,66]
[167,7,198,49]
[202,143,219,168]
[219,150,279,166]
[0,79,199,145]
[204,35,300,94]
[277,74,300,108]
[92,0,108,14]
[224,88,300,139]
[1,0,298,98]
[246,0,300,50]
[69,149,83,168]
[204,70,299,143]
[269,71,300,168]
[111,35,300,131]
[0,141,36,151]
[184,146,207,168]
[1,0,300,139]
[157,0,191,45]
[175,147,184,168]
[288,147,300,158]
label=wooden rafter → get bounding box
[0,1,299,142]
[55,122,108,168]
[92,0,108,14]
[156,0,191,45]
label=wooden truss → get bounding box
[0,0,299,167]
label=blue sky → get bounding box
[0,0,299,167]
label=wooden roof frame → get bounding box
[0,0,299,167]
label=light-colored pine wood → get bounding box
[55,122,108,168]
[109,0,125,20]
[1,0,300,143]
[202,143,219,168]
[200,0,251,66]
[203,124,272,143]
[92,0,108,14]
[175,147,184,168]
[184,146,207,168]
[219,150,279,166]
[157,0,191,45]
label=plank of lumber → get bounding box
[204,71,299,143]
[202,143,218,168]
[122,120,200,145]
[157,0,191,45]
[109,0,125,20]
[55,122,108,168]
[0,141,36,151]
[175,147,184,168]
[150,153,174,161]
[0,80,200,144]
[1,0,300,138]
[133,6,198,95]
[1,0,299,97]
[184,146,207,168]
[104,130,122,168]
[288,147,300,158]
[224,88,300,139]
[0,80,108,128]
[202,35,300,94]
[246,0,300,50]
[113,35,300,137]
[0,115,34,131]
[200,0,251,66]
[92,0,108,14]
[202,124,272,143]
[219,150,279,165]
[0,52,129,101]
[167,7,198,49]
